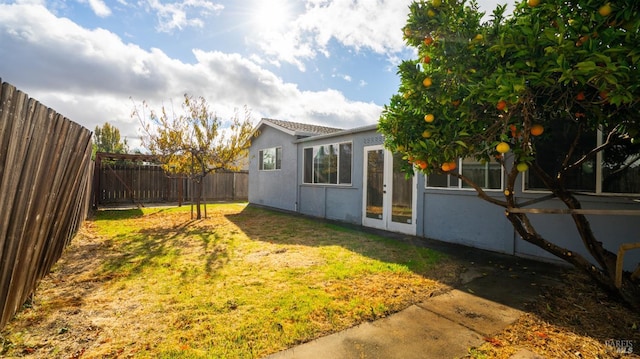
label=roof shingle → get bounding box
[262,118,343,137]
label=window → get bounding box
[602,142,640,194]
[427,158,502,190]
[525,124,640,194]
[525,122,596,192]
[259,147,282,170]
[303,142,352,185]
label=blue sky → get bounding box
[0,0,513,151]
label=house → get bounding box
[249,118,640,270]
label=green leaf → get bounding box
[575,61,597,71]
[603,74,618,85]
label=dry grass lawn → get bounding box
[1,203,638,358]
[0,203,450,358]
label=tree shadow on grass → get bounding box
[97,215,231,283]
[225,204,640,348]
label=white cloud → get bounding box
[143,0,224,32]
[15,0,46,4]
[299,0,411,53]
[0,3,380,151]
[87,0,111,17]
[247,0,413,70]
[245,0,516,72]
[332,73,352,82]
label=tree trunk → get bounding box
[509,162,640,309]
[505,210,640,311]
[195,179,202,220]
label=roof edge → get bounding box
[254,118,345,138]
[294,123,379,143]
[254,118,297,136]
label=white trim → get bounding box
[425,157,504,191]
[294,124,378,143]
[521,127,640,196]
[302,141,353,185]
[258,146,282,171]
[362,145,417,235]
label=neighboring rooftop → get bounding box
[259,118,343,138]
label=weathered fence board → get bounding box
[0,80,93,329]
[94,154,248,206]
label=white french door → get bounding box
[362,145,417,235]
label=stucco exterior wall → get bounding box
[421,190,514,253]
[249,122,640,271]
[297,128,381,225]
[513,194,640,270]
[248,126,298,211]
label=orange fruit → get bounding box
[510,124,519,138]
[422,130,432,138]
[516,162,529,172]
[599,3,612,16]
[530,124,544,136]
[423,77,433,87]
[424,114,435,123]
[576,92,586,101]
[496,100,507,111]
[447,161,457,171]
[441,161,457,172]
[496,142,510,154]
[423,55,431,64]
[528,0,540,7]
[424,36,434,46]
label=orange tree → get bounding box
[379,0,640,306]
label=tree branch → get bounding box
[564,124,624,173]
[454,172,509,207]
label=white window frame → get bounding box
[425,158,504,191]
[258,147,282,171]
[522,129,640,196]
[303,142,353,186]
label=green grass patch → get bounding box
[2,203,448,358]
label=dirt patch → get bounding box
[0,223,118,358]
[244,247,326,268]
[469,271,640,358]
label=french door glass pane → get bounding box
[366,149,384,219]
[391,152,412,224]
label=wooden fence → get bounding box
[94,152,248,207]
[0,79,94,329]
